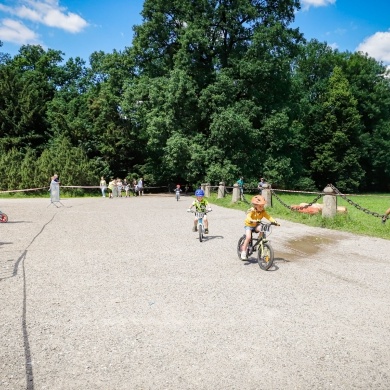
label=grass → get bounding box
[207,190,390,240]
[1,188,389,239]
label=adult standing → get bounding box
[123,179,130,197]
[237,176,244,200]
[257,177,266,195]
[132,179,138,196]
[100,177,107,197]
[117,178,123,197]
[137,177,144,196]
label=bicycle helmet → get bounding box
[251,195,266,206]
[195,189,205,197]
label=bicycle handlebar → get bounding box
[252,220,280,226]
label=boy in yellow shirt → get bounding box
[240,195,280,260]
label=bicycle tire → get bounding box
[0,213,8,223]
[237,235,246,260]
[198,224,203,242]
[258,242,274,270]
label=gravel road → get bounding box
[1,195,389,390]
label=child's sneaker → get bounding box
[205,228,209,234]
[192,226,197,232]
[241,251,247,260]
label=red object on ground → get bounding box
[291,205,321,215]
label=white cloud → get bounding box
[357,32,390,64]
[0,0,88,33]
[0,18,40,45]
[300,0,336,10]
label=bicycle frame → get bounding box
[189,210,211,242]
[195,211,205,230]
[248,223,271,255]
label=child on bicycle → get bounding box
[174,184,182,199]
[240,195,279,260]
[187,189,212,233]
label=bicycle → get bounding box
[188,209,212,242]
[237,221,278,270]
[175,190,181,201]
[0,210,8,223]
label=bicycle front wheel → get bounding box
[198,224,203,242]
[237,235,245,260]
[258,242,274,270]
[0,213,8,223]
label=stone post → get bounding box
[232,183,240,202]
[322,186,337,218]
[204,183,211,197]
[262,184,272,208]
[218,181,225,199]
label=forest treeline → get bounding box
[1,0,389,192]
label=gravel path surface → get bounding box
[1,196,390,390]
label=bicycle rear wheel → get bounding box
[198,224,203,242]
[258,242,274,270]
[0,213,8,223]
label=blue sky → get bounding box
[0,0,390,65]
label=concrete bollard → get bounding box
[204,183,211,197]
[261,184,272,208]
[218,181,225,199]
[232,183,240,202]
[322,186,337,218]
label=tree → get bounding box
[306,66,364,191]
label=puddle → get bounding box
[280,235,336,261]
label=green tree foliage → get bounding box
[125,0,303,185]
[35,136,98,186]
[0,45,65,152]
[304,66,364,191]
[1,2,390,192]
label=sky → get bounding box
[0,0,390,65]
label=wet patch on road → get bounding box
[277,234,339,262]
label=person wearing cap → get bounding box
[187,189,212,234]
[240,195,280,260]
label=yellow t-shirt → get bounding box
[244,207,276,227]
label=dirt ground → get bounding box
[1,196,389,390]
